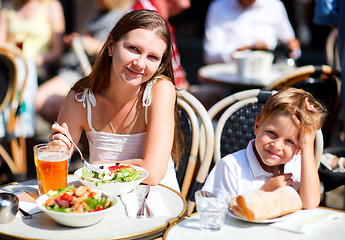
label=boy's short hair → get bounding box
[256,88,327,130]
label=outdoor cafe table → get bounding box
[0,175,187,240]
[198,62,296,89]
[163,208,345,240]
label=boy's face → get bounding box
[254,112,300,172]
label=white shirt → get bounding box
[202,140,301,198]
[203,0,297,64]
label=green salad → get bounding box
[44,185,113,213]
[81,164,142,185]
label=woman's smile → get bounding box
[126,67,145,77]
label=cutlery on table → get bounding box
[53,122,103,174]
[145,202,154,217]
[136,185,153,218]
[19,208,32,219]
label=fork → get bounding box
[53,122,103,174]
[136,185,153,217]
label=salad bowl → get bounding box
[36,187,118,227]
[74,163,149,196]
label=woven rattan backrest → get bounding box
[217,90,274,159]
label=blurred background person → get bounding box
[314,0,344,120]
[313,0,345,193]
[0,0,65,139]
[203,0,301,65]
[35,0,134,123]
[0,0,65,82]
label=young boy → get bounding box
[202,88,327,209]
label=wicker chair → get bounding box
[176,90,214,214]
[0,45,29,176]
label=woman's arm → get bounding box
[35,0,65,66]
[123,79,176,185]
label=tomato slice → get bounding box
[108,166,118,172]
[97,205,104,211]
[88,191,96,198]
[60,193,73,202]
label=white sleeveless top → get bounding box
[75,81,180,192]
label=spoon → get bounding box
[0,192,33,220]
[53,122,103,174]
[19,208,32,219]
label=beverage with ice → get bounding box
[34,144,69,195]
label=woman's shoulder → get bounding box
[149,75,175,94]
[59,90,86,119]
[151,76,175,93]
[65,90,84,108]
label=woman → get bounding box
[0,0,65,81]
[50,9,181,191]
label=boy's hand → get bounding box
[260,173,293,192]
[292,100,318,152]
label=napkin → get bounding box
[269,208,344,234]
[15,191,42,215]
[120,191,169,218]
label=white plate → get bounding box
[227,209,290,223]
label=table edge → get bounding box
[0,179,188,240]
[162,206,345,240]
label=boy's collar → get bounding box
[246,140,274,178]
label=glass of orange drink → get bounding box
[33,143,70,195]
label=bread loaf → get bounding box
[230,186,302,221]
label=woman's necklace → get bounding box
[102,90,116,134]
[101,90,139,134]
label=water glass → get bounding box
[33,143,69,195]
[195,190,228,231]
